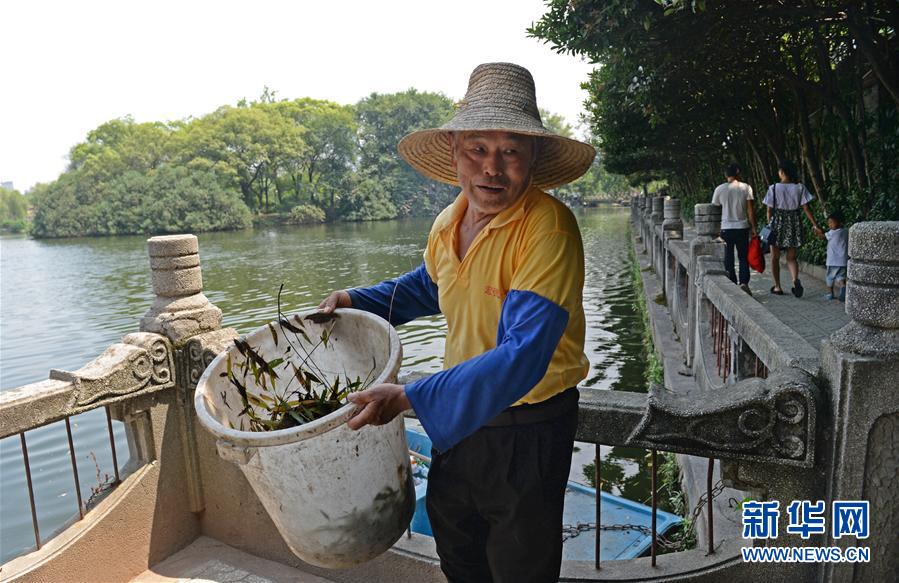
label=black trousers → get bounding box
[721,228,750,285]
[426,392,578,583]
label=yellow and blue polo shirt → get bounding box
[348,186,588,451]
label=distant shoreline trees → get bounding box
[22,89,629,239]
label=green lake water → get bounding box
[0,206,653,562]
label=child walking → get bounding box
[817,211,848,301]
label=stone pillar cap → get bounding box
[849,222,899,262]
[148,234,199,257]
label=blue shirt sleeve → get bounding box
[346,263,440,326]
[403,289,569,452]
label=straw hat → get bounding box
[397,62,596,190]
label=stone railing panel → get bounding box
[703,275,818,374]
[628,368,818,467]
[576,366,818,468]
[0,332,174,439]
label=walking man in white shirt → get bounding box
[712,163,756,295]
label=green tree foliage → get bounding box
[184,103,307,212]
[552,152,634,205]
[27,89,630,238]
[539,108,575,138]
[531,0,899,262]
[274,99,356,215]
[354,90,458,217]
[29,166,251,237]
[0,187,28,232]
[340,168,399,221]
[30,89,473,237]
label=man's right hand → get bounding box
[318,290,353,314]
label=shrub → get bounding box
[288,204,326,224]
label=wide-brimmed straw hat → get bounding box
[398,62,596,190]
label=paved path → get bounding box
[734,261,850,350]
[132,536,337,583]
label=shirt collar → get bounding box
[438,186,537,234]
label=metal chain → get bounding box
[562,479,727,552]
[562,522,681,549]
[562,522,652,542]
[685,479,726,535]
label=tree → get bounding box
[355,90,457,217]
[530,0,899,254]
[184,104,306,212]
[29,165,251,237]
[0,187,28,232]
[274,98,356,214]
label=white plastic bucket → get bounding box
[194,308,413,568]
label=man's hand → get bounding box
[346,383,411,430]
[318,290,352,314]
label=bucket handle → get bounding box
[216,439,257,465]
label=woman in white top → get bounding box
[763,160,822,297]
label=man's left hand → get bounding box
[346,383,411,430]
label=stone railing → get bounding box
[626,197,898,583]
[2,217,897,583]
[0,235,236,582]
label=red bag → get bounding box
[748,236,765,273]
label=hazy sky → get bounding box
[1,1,596,192]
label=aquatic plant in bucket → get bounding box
[223,312,377,431]
[194,306,413,568]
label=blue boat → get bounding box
[405,428,682,561]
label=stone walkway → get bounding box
[733,262,850,351]
[131,537,337,583]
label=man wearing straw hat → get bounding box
[319,62,594,582]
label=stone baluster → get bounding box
[663,198,683,241]
[650,197,664,273]
[141,235,223,345]
[140,234,235,513]
[694,203,722,241]
[821,221,899,583]
[684,204,725,369]
[642,195,653,253]
[651,196,664,226]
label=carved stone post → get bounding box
[663,198,683,241]
[642,195,653,254]
[694,203,722,242]
[821,222,899,583]
[651,197,665,273]
[662,199,684,321]
[686,204,725,369]
[141,235,223,345]
[140,234,237,513]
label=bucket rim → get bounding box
[193,307,402,448]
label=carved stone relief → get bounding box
[48,332,175,412]
[177,328,240,391]
[628,370,817,467]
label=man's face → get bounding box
[450,131,537,214]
